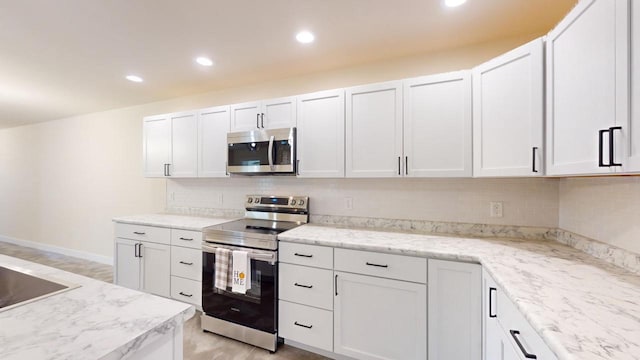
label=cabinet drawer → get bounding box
[279,300,333,352]
[114,223,170,244]
[334,248,427,284]
[279,242,333,269]
[279,263,333,310]
[496,285,558,360]
[171,276,201,306]
[171,246,202,281]
[170,229,203,249]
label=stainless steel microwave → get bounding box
[227,127,296,175]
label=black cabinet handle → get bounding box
[366,262,388,268]
[134,243,139,258]
[179,237,193,241]
[294,253,313,258]
[261,113,265,128]
[138,243,143,258]
[405,156,408,175]
[398,156,401,175]
[294,283,313,289]
[296,160,300,176]
[256,114,260,129]
[294,321,312,329]
[133,231,146,235]
[335,274,338,296]
[609,126,622,166]
[179,261,193,265]
[163,163,168,176]
[532,147,538,173]
[489,287,497,318]
[179,292,193,298]
[599,129,611,167]
[510,330,537,359]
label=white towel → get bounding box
[231,250,251,294]
[214,248,232,291]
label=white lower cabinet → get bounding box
[334,271,427,360]
[428,259,482,360]
[482,269,558,360]
[279,300,334,352]
[140,241,171,297]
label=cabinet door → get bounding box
[114,238,140,290]
[198,106,230,177]
[546,0,629,175]
[346,81,403,177]
[428,260,481,360]
[230,101,261,131]
[473,38,544,177]
[483,269,501,360]
[263,96,297,129]
[628,1,640,172]
[297,89,345,177]
[334,271,427,360]
[169,111,198,177]
[140,241,171,297]
[143,115,171,177]
[404,72,472,177]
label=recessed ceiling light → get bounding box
[125,75,143,83]
[196,57,214,66]
[296,31,315,44]
[445,0,467,7]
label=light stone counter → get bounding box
[278,224,640,360]
[0,254,195,360]
[111,213,235,231]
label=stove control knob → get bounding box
[254,197,260,203]
[247,198,253,203]
[290,199,297,206]
[298,199,305,206]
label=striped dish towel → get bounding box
[214,248,232,291]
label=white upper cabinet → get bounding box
[230,97,296,132]
[628,1,640,172]
[143,115,171,178]
[297,89,345,178]
[346,81,403,177]
[546,0,630,175]
[143,111,198,178]
[404,71,472,177]
[198,106,230,177]
[473,38,544,177]
[169,111,198,177]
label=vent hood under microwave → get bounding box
[226,127,296,175]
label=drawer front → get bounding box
[279,263,333,310]
[496,288,558,360]
[334,248,427,283]
[171,246,202,281]
[115,223,170,245]
[278,300,333,352]
[171,276,202,306]
[171,229,203,249]
[279,242,333,269]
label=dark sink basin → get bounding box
[0,266,73,311]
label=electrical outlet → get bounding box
[344,197,353,210]
[170,192,176,201]
[490,201,503,218]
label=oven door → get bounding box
[227,128,295,174]
[202,243,278,334]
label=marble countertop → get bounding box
[112,213,235,231]
[0,254,195,360]
[278,224,640,360]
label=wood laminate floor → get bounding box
[0,241,329,360]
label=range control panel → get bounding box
[245,195,309,211]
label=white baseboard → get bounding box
[0,234,113,265]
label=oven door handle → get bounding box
[268,135,275,170]
[202,243,277,264]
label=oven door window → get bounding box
[202,252,277,334]
[228,141,270,166]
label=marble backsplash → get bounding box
[167,206,640,274]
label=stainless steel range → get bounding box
[201,194,309,352]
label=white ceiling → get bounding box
[0,0,576,129]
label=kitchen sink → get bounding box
[0,265,79,312]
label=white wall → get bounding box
[168,178,559,228]
[559,177,640,254]
[0,33,551,259]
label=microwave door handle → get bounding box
[268,135,275,170]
